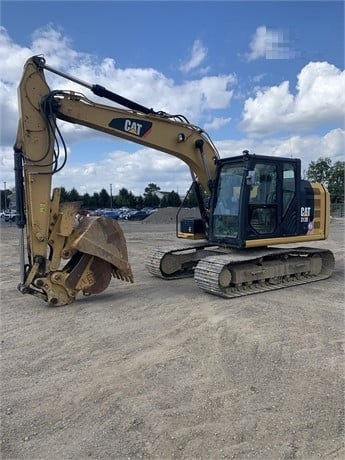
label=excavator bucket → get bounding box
[64,216,133,295]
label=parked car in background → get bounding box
[4,210,18,222]
[127,210,150,221]
[78,209,90,217]
[101,209,120,220]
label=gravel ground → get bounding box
[0,215,344,460]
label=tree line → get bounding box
[1,157,343,210]
[60,183,196,210]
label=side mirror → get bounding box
[246,170,255,185]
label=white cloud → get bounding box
[244,26,298,62]
[204,117,232,131]
[54,148,191,196]
[239,62,345,135]
[216,128,345,175]
[179,40,208,73]
[294,62,345,125]
[245,26,267,62]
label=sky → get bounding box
[0,0,344,199]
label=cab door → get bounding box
[245,160,299,240]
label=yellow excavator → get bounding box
[13,56,334,306]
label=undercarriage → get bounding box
[146,245,335,298]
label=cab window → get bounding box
[248,164,277,234]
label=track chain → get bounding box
[194,247,335,298]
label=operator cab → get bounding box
[209,153,314,248]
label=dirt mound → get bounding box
[144,207,201,224]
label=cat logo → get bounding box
[301,206,311,217]
[108,118,152,138]
[124,120,143,136]
[300,206,311,223]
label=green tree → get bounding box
[69,187,81,202]
[328,161,344,203]
[99,188,109,208]
[127,191,137,208]
[135,195,144,209]
[91,192,100,208]
[306,157,344,203]
[160,195,168,208]
[143,183,161,208]
[143,192,160,208]
[116,188,136,207]
[60,187,69,202]
[166,190,181,207]
[306,157,332,185]
[82,193,91,208]
[183,185,198,207]
[144,183,160,196]
[1,189,10,209]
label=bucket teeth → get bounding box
[113,268,134,283]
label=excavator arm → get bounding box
[13,56,219,306]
